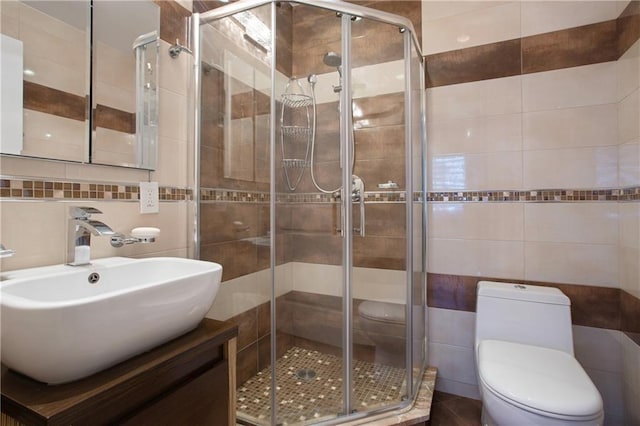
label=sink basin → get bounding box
[0,257,222,384]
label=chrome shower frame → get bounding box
[191,1,427,424]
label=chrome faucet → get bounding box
[0,244,15,258]
[67,207,115,266]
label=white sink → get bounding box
[0,257,222,384]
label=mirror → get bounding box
[1,0,90,162]
[92,0,159,169]
[0,0,160,170]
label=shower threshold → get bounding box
[236,347,407,425]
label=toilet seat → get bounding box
[357,300,405,324]
[478,340,603,421]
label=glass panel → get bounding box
[410,35,427,395]
[350,14,407,415]
[92,0,159,169]
[1,1,90,162]
[198,4,274,424]
[274,3,347,422]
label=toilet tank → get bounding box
[475,281,574,355]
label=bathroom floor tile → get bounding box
[236,346,406,425]
[427,391,481,426]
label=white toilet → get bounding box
[358,300,405,366]
[475,281,604,426]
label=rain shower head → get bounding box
[323,51,342,78]
[323,51,342,68]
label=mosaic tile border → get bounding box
[0,178,191,201]
[427,187,640,202]
[3,179,638,204]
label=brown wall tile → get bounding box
[426,39,521,88]
[228,307,258,351]
[237,342,258,387]
[427,273,623,331]
[522,20,618,74]
[622,289,640,335]
[154,0,191,46]
[23,81,87,122]
[618,0,640,56]
[94,104,135,134]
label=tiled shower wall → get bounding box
[424,2,639,424]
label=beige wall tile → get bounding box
[426,75,522,122]
[151,136,188,187]
[619,140,640,187]
[428,342,477,386]
[23,54,86,97]
[0,155,66,179]
[523,147,618,189]
[523,104,617,150]
[422,2,520,55]
[617,39,639,101]
[0,201,67,270]
[524,241,618,287]
[428,113,522,156]
[428,307,476,348]
[618,89,640,144]
[521,1,618,38]
[158,87,187,142]
[159,39,189,97]
[585,368,625,424]
[430,151,523,191]
[429,202,524,241]
[573,326,623,374]
[64,162,148,183]
[522,62,617,112]
[622,334,640,423]
[92,127,136,166]
[0,200,189,272]
[619,203,640,298]
[524,203,618,245]
[422,1,511,22]
[22,111,86,162]
[428,238,525,279]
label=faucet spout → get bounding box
[67,207,115,266]
[72,219,115,237]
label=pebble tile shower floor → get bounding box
[237,347,407,425]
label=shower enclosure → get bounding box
[192,1,426,424]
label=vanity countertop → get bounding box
[1,318,238,425]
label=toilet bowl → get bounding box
[475,281,604,426]
[358,300,405,366]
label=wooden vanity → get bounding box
[1,319,237,426]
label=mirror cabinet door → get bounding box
[1,0,90,162]
[92,0,159,169]
[0,0,160,170]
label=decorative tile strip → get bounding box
[427,187,640,202]
[0,178,191,201]
[201,188,271,202]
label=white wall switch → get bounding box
[139,182,159,214]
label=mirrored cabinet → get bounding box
[0,0,160,170]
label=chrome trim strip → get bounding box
[192,13,202,259]
[269,3,278,425]
[403,29,414,399]
[341,12,354,418]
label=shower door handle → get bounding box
[335,176,365,237]
[352,175,365,237]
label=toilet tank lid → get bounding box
[477,281,569,305]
